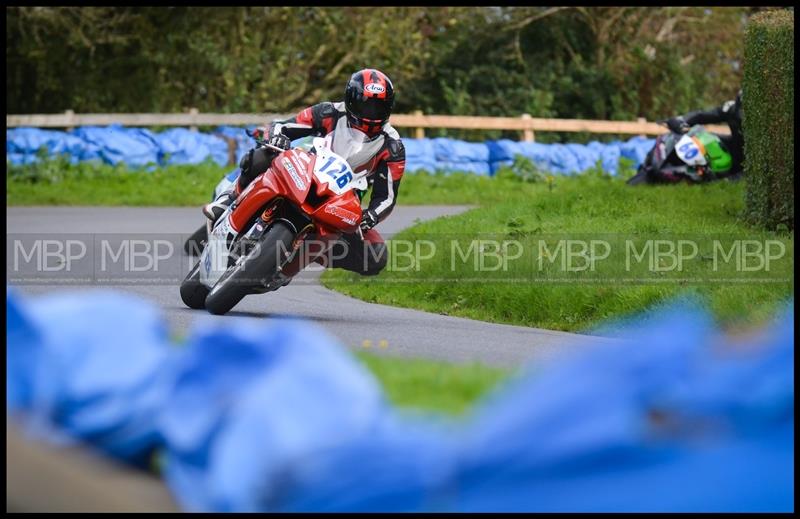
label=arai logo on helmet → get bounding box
[364,83,385,95]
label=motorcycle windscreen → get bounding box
[326,124,369,164]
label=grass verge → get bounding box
[355,351,510,415]
[323,173,794,333]
[8,157,571,206]
[7,158,227,206]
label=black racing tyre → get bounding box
[180,260,210,309]
[204,221,296,315]
[184,224,208,256]
[626,168,650,186]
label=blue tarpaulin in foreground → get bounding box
[7,126,654,176]
[6,287,794,512]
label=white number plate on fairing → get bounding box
[676,135,707,167]
[311,138,368,194]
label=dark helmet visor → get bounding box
[351,96,391,121]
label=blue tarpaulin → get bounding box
[403,138,439,174]
[456,301,794,512]
[6,127,99,166]
[6,286,794,512]
[6,125,233,168]
[483,137,654,176]
[156,128,229,166]
[213,125,257,166]
[432,137,490,163]
[70,125,162,167]
[7,126,656,176]
[6,289,178,465]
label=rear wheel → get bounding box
[180,260,209,309]
[184,224,208,256]
[204,221,296,315]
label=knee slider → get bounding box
[363,243,388,276]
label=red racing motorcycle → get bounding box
[180,137,366,315]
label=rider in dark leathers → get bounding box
[664,89,744,175]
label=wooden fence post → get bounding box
[189,107,199,132]
[413,110,425,139]
[64,110,75,132]
[521,113,535,142]
[636,117,647,137]
[218,135,238,166]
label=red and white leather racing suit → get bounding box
[241,101,406,276]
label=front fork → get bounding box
[243,198,318,291]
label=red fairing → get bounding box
[228,149,312,232]
[228,148,362,237]
[311,188,362,235]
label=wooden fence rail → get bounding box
[6,109,730,141]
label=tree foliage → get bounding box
[7,6,764,135]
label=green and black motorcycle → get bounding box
[627,125,739,185]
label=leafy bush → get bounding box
[743,9,794,230]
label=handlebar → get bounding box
[261,142,289,153]
[245,128,290,154]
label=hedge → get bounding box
[743,9,794,230]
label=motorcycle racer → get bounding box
[663,89,744,175]
[203,68,405,277]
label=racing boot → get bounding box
[263,270,294,292]
[202,189,236,224]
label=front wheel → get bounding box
[180,260,209,309]
[204,221,296,315]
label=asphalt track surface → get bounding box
[8,206,619,368]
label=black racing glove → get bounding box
[360,209,379,232]
[267,132,291,152]
[246,126,290,150]
[664,117,690,134]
